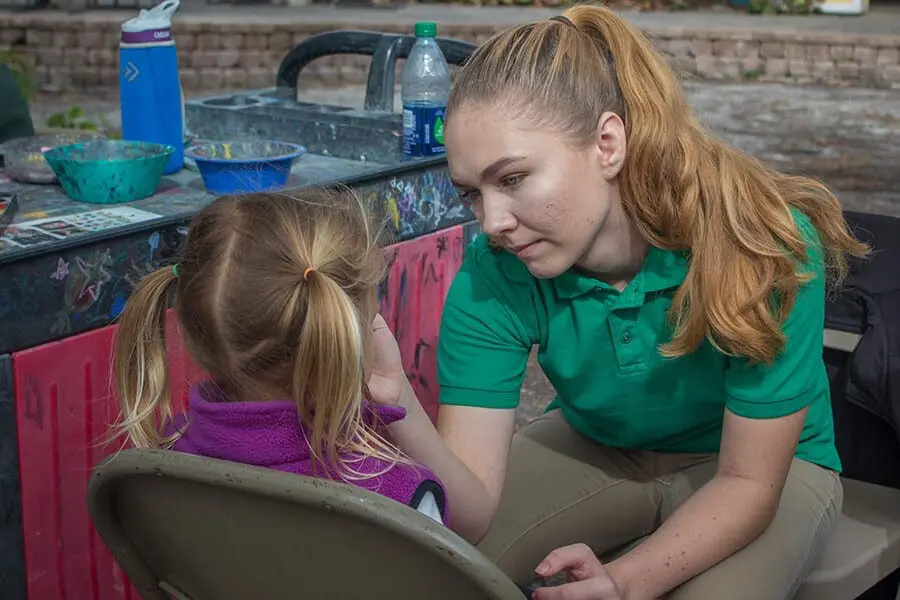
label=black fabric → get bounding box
[823,212,900,599]
[825,211,900,446]
[824,210,900,494]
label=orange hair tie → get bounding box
[303,267,316,281]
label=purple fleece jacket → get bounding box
[167,382,448,522]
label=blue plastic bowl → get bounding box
[185,141,307,195]
[43,140,173,204]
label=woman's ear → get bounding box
[594,111,627,180]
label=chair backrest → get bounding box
[88,449,525,600]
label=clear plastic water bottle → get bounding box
[401,22,451,160]
[119,0,185,175]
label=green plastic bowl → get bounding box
[43,140,174,204]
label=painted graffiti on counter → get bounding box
[0,225,190,354]
[72,250,113,310]
[46,228,190,338]
[50,257,69,281]
[51,248,113,336]
[358,167,473,242]
[0,166,474,357]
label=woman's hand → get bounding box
[366,314,406,406]
[366,316,518,543]
[531,544,624,600]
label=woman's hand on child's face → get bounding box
[366,314,405,406]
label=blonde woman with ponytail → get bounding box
[113,189,448,525]
[364,5,869,599]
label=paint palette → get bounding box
[0,206,161,252]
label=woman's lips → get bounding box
[511,240,542,259]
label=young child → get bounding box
[112,188,448,524]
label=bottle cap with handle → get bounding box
[121,0,180,45]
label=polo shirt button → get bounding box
[621,332,632,344]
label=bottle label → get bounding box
[121,28,172,44]
[403,103,446,158]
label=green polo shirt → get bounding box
[438,211,839,473]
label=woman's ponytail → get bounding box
[565,5,867,363]
[566,4,706,247]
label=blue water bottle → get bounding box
[401,22,451,159]
[119,0,185,175]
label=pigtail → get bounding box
[282,189,407,479]
[112,265,177,449]
[292,269,367,474]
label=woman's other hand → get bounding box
[531,544,625,600]
[366,314,406,406]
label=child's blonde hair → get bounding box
[113,188,400,477]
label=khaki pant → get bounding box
[477,410,843,600]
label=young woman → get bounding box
[366,5,868,599]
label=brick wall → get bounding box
[1,12,899,93]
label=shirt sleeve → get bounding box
[724,212,829,419]
[438,237,535,410]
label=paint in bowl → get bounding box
[185,140,307,195]
[43,140,174,204]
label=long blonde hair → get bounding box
[447,4,868,364]
[113,188,402,477]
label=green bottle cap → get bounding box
[414,22,437,38]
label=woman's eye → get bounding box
[458,189,481,204]
[502,174,524,188]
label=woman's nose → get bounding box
[479,198,517,237]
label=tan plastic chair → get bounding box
[87,448,526,600]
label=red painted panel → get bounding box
[13,311,202,600]
[380,225,465,422]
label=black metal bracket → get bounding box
[274,30,476,113]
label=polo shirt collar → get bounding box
[555,245,690,299]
